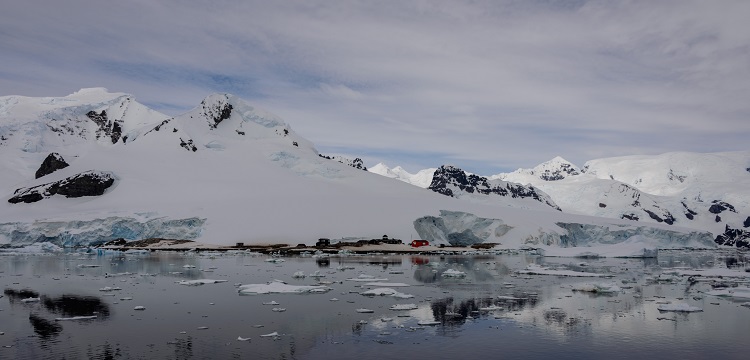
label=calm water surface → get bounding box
[1,250,748,359]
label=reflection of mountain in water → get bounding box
[29,313,62,339]
[42,294,111,318]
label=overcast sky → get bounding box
[2,0,749,174]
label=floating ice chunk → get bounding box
[517,264,608,277]
[292,271,306,278]
[572,283,622,293]
[657,303,703,312]
[356,309,375,313]
[237,280,332,295]
[364,282,410,287]
[265,258,284,263]
[177,279,228,286]
[417,320,440,326]
[389,304,418,310]
[237,336,251,341]
[98,287,122,292]
[77,264,101,268]
[183,265,196,269]
[260,332,279,337]
[497,295,525,300]
[442,269,466,278]
[381,317,394,322]
[271,308,286,312]
[360,288,414,299]
[134,306,146,311]
[347,275,388,282]
[308,271,325,278]
[197,326,209,330]
[329,298,339,301]
[55,315,97,321]
[262,301,280,305]
[705,287,750,299]
[120,297,133,301]
[21,297,40,303]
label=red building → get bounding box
[410,239,430,247]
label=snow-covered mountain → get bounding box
[0,88,720,251]
[369,163,436,188]
[375,152,750,248]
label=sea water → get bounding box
[1,250,748,359]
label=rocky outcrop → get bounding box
[708,200,736,214]
[8,171,115,204]
[35,153,69,179]
[86,110,123,144]
[428,165,561,210]
[201,95,233,129]
[319,154,368,171]
[714,226,750,248]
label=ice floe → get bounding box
[177,279,228,286]
[134,306,146,310]
[389,303,418,310]
[359,288,415,299]
[657,303,703,312]
[705,287,750,299]
[364,282,411,287]
[571,283,623,293]
[356,308,375,313]
[237,280,332,295]
[55,315,97,321]
[516,264,609,277]
[441,269,467,278]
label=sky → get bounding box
[1,0,749,175]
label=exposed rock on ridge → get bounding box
[35,153,69,179]
[428,165,561,211]
[9,171,115,204]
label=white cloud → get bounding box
[1,0,749,173]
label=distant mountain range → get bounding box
[0,88,738,250]
[372,152,750,248]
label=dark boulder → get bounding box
[35,153,69,179]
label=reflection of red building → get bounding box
[410,240,430,247]
[411,256,430,265]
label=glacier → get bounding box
[0,216,205,247]
[414,210,715,250]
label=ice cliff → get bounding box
[414,210,716,248]
[0,216,205,247]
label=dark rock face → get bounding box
[644,209,676,225]
[744,216,750,228]
[8,171,115,204]
[715,226,750,248]
[35,153,69,179]
[539,163,580,181]
[202,98,233,129]
[667,169,687,183]
[599,203,607,208]
[682,201,697,220]
[318,154,368,171]
[86,110,123,144]
[179,138,197,152]
[428,165,561,211]
[621,213,639,221]
[709,201,736,214]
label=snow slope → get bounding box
[369,163,437,188]
[0,89,719,251]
